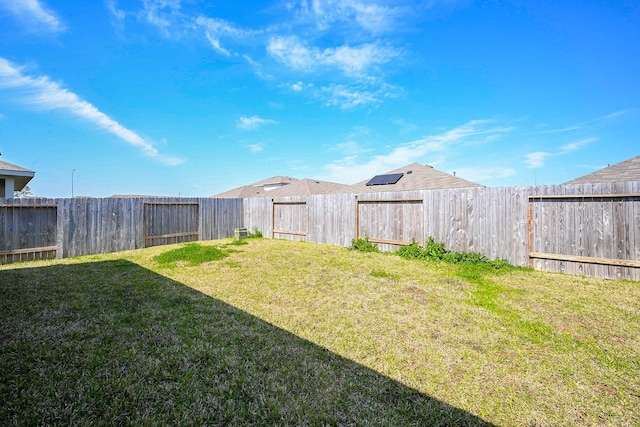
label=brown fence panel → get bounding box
[272,200,308,241]
[0,198,57,264]
[356,198,424,251]
[529,190,640,280]
[143,201,199,248]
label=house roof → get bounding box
[212,185,268,198]
[0,159,35,191]
[250,176,298,187]
[211,175,300,198]
[351,162,484,193]
[267,179,354,197]
[564,155,640,184]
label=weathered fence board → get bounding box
[272,200,308,240]
[143,201,199,247]
[0,198,57,263]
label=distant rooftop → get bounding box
[266,179,354,197]
[564,155,640,184]
[0,159,36,192]
[351,163,483,193]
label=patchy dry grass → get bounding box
[1,238,639,426]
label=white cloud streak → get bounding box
[289,0,403,33]
[0,0,65,33]
[236,115,277,130]
[194,16,258,57]
[267,36,397,76]
[0,58,182,165]
[525,137,597,168]
[525,151,551,168]
[320,120,514,183]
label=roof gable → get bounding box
[267,179,354,197]
[565,155,640,184]
[351,162,483,192]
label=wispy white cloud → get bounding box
[267,36,398,76]
[248,143,264,153]
[236,115,277,130]
[0,0,65,33]
[534,110,632,135]
[329,140,373,156]
[320,120,514,183]
[194,16,258,57]
[291,81,305,92]
[288,0,404,33]
[140,0,182,36]
[318,82,402,109]
[393,119,418,134]
[525,151,551,168]
[533,124,586,135]
[0,58,183,165]
[105,0,125,21]
[525,136,597,168]
[122,1,406,109]
[560,137,598,153]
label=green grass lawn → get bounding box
[1,238,638,426]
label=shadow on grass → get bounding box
[0,260,494,426]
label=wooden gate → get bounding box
[356,199,424,250]
[0,201,57,263]
[143,202,199,247]
[528,193,640,280]
[272,201,308,241]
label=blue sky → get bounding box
[0,0,638,197]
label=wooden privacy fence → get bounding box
[143,202,199,247]
[528,193,640,279]
[1,181,638,280]
[272,201,308,240]
[0,199,57,263]
[243,181,640,280]
[356,198,424,248]
[0,197,243,262]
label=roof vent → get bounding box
[407,170,413,174]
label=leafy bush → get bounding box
[396,240,424,259]
[396,237,513,269]
[422,237,448,260]
[351,237,380,253]
[247,228,263,238]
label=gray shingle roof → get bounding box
[212,185,268,198]
[351,162,484,193]
[0,159,35,191]
[564,155,640,184]
[249,176,298,187]
[267,179,354,197]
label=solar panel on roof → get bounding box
[365,173,404,186]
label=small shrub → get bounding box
[396,240,424,259]
[395,237,514,270]
[351,237,379,253]
[247,228,263,238]
[422,237,448,260]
